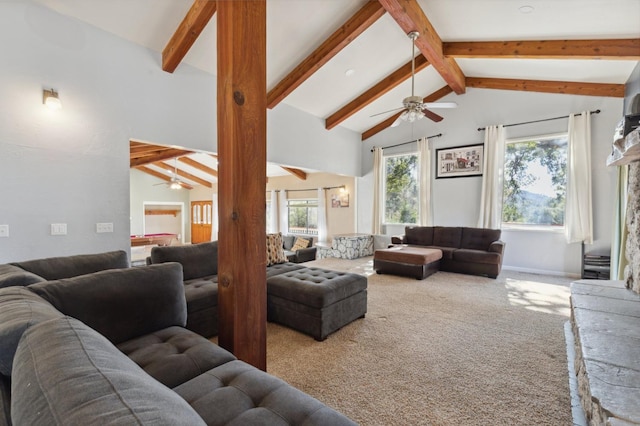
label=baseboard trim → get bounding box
[502,265,580,278]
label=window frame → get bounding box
[286,198,318,236]
[501,132,568,232]
[382,151,420,226]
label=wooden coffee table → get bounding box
[373,246,443,280]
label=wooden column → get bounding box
[216,0,267,370]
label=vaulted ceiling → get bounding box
[35,0,640,188]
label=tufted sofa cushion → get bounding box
[117,326,236,389]
[267,267,367,309]
[405,226,434,246]
[460,227,502,251]
[433,226,462,248]
[151,241,218,281]
[11,250,129,281]
[0,264,45,289]
[0,286,63,376]
[266,262,306,278]
[29,263,186,345]
[12,316,206,426]
[183,275,218,313]
[174,360,357,426]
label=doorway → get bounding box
[191,200,212,244]
[142,201,186,244]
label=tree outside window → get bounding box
[502,134,567,227]
[288,199,318,235]
[384,154,418,224]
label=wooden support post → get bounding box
[216,0,267,370]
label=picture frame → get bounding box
[331,193,349,208]
[435,143,484,179]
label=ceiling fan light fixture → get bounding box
[169,181,182,190]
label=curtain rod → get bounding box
[477,109,601,131]
[267,185,345,193]
[370,133,443,152]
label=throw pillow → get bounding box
[266,233,287,266]
[291,237,310,251]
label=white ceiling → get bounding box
[32,0,640,136]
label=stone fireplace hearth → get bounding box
[569,159,640,425]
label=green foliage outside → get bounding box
[502,137,567,226]
[288,200,318,234]
[384,154,418,224]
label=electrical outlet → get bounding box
[51,223,67,235]
[96,222,114,233]
[0,225,8,238]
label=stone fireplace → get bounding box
[569,144,640,425]
[625,161,640,294]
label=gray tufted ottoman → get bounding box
[266,267,367,341]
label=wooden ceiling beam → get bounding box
[178,156,218,178]
[378,0,466,95]
[162,0,218,73]
[361,85,453,140]
[130,148,193,167]
[325,55,430,130]
[444,39,640,60]
[134,166,194,190]
[281,166,307,180]
[266,1,386,109]
[466,77,625,97]
[152,161,213,188]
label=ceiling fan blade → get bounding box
[421,108,443,122]
[370,106,405,118]
[421,101,457,109]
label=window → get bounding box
[287,199,318,235]
[502,134,568,228]
[383,153,418,224]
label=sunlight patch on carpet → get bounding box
[505,278,570,316]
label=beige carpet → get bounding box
[263,257,574,425]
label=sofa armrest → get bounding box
[391,235,405,245]
[294,246,317,263]
[489,241,506,255]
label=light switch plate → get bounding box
[51,223,67,235]
[0,224,8,237]
[96,222,114,233]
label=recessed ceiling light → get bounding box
[519,5,534,13]
[345,69,355,77]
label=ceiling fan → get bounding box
[154,158,185,190]
[371,31,457,127]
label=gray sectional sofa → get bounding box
[148,241,367,341]
[0,262,356,425]
[282,234,317,263]
[391,226,506,278]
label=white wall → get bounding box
[358,88,624,276]
[0,2,361,263]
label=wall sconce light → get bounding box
[339,185,347,194]
[43,89,62,110]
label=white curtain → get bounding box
[210,192,218,241]
[477,125,505,228]
[268,190,278,233]
[565,111,593,244]
[372,147,383,234]
[317,188,327,242]
[611,165,629,279]
[418,137,433,226]
[278,189,287,234]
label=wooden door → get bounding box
[191,201,212,243]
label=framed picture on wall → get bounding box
[331,193,349,208]
[435,144,484,179]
